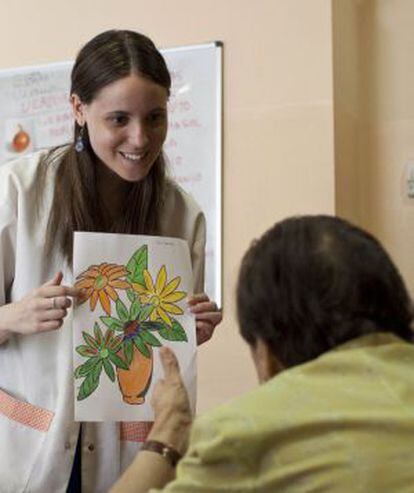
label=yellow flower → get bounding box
[75,263,130,316]
[132,265,186,327]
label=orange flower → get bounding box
[75,263,130,315]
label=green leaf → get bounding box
[82,331,99,350]
[103,358,116,382]
[91,360,103,381]
[126,245,148,285]
[100,316,124,331]
[132,336,151,358]
[159,319,188,342]
[130,299,142,320]
[116,299,129,323]
[108,351,129,370]
[140,321,165,331]
[108,334,123,353]
[138,304,155,322]
[140,330,162,347]
[74,356,100,378]
[76,345,97,357]
[77,370,100,401]
[124,339,134,365]
[127,289,137,302]
[93,323,104,345]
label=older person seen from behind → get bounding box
[112,215,414,492]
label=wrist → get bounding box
[149,412,192,455]
[141,440,182,467]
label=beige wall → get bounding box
[333,0,364,221]
[0,1,335,412]
[334,0,414,296]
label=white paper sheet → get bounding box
[73,232,196,422]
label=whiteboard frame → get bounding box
[162,41,223,307]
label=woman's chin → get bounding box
[99,160,153,183]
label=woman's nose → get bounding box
[129,122,149,148]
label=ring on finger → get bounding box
[52,297,57,310]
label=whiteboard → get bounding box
[0,42,222,305]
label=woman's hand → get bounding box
[188,293,222,345]
[0,271,80,336]
[149,347,193,455]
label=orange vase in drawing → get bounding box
[117,344,153,405]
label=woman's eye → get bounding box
[108,115,128,126]
[148,112,166,125]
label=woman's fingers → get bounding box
[16,280,79,335]
[37,284,81,299]
[38,296,72,311]
[37,319,64,332]
[188,293,222,346]
[39,308,68,322]
[187,293,210,305]
[193,310,222,324]
[42,271,64,287]
[196,323,214,345]
[189,301,218,314]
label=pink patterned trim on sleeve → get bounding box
[0,389,54,432]
[120,421,153,442]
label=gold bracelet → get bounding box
[141,440,182,467]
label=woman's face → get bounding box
[71,74,168,182]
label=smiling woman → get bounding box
[71,74,168,183]
[0,29,222,493]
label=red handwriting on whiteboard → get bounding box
[164,138,178,149]
[168,100,192,114]
[168,119,202,130]
[182,119,201,128]
[20,92,68,115]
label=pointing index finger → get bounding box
[159,347,181,383]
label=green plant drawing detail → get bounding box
[74,245,188,405]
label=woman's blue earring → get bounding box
[75,125,85,152]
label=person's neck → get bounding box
[96,162,131,226]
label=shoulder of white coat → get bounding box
[164,178,203,216]
[0,146,68,198]
[0,149,48,190]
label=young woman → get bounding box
[0,30,221,492]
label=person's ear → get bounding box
[70,94,86,126]
[251,338,283,384]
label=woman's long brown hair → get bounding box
[37,30,171,265]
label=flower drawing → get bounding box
[75,263,130,315]
[132,265,186,327]
[74,245,189,404]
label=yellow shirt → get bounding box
[158,333,414,492]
